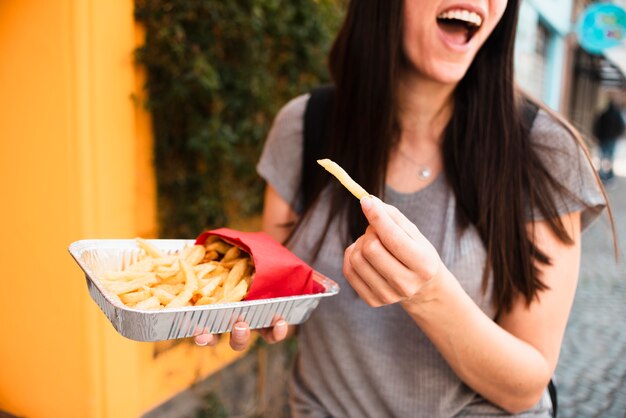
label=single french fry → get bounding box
[155,265,179,279]
[194,263,217,279]
[103,275,158,295]
[166,289,194,308]
[179,259,199,292]
[203,235,220,246]
[103,270,153,282]
[197,275,225,297]
[120,290,152,305]
[221,246,241,263]
[206,263,227,277]
[151,287,176,305]
[202,250,219,262]
[134,296,161,310]
[152,255,177,266]
[206,240,232,254]
[125,258,155,272]
[213,286,224,301]
[220,280,249,303]
[161,271,185,285]
[222,258,247,294]
[182,245,206,266]
[195,296,216,306]
[317,158,370,200]
[136,237,165,258]
[153,283,184,295]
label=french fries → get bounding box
[101,238,254,310]
[317,158,370,200]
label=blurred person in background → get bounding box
[593,97,625,184]
[195,0,608,416]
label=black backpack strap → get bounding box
[302,85,335,209]
[521,98,539,132]
[548,379,558,417]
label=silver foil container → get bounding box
[69,239,339,342]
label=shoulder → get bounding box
[261,94,310,159]
[256,94,310,212]
[272,94,310,131]
[527,109,606,229]
[529,109,582,158]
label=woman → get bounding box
[195,0,607,416]
[593,98,625,183]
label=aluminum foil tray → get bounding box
[68,239,339,342]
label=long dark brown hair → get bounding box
[290,0,609,315]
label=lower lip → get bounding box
[436,24,476,53]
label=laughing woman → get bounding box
[195,1,608,416]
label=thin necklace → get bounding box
[396,146,439,181]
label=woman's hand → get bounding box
[193,318,291,351]
[343,195,444,307]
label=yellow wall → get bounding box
[0,1,243,417]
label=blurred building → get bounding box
[515,0,626,139]
[515,0,575,112]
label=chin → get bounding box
[424,61,472,85]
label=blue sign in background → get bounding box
[577,3,626,55]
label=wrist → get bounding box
[401,262,455,316]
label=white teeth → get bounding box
[437,9,483,26]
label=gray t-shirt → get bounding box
[257,94,606,418]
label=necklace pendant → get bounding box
[417,167,432,181]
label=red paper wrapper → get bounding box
[195,228,325,300]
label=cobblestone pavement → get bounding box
[555,140,626,418]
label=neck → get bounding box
[397,72,456,148]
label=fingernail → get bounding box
[195,336,209,346]
[276,320,287,329]
[360,195,373,210]
[233,324,246,339]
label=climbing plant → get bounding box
[135,0,343,237]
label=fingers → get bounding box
[344,240,405,306]
[258,318,289,344]
[230,321,251,351]
[195,318,291,351]
[360,195,440,280]
[194,329,219,347]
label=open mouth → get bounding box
[436,9,483,45]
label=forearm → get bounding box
[401,267,552,413]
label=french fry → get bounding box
[223,258,247,294]
[221,280,249,303]
[161,271,185,285]
[197,275,224,297]
[134,296,161,310]
[103,270,153,282]
[317,158,370,200]
[180,259,199,293]
[125,258,155,272]
[166,289,194,308]
[181,245,206,265]
[155,265,179,279]
[206,240,232,254]
[120,290,152,305]
[153,283,184,294]
[202,250,219,262]
[194,263,217,279]
[195,296,217,306]
[103,275,158,295]
[152,287,176,305]
[103,237,256,309]
[221,246,241,263]
[136,237,165,258]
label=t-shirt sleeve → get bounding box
[256,94,309,213]
[528,110,606,231]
